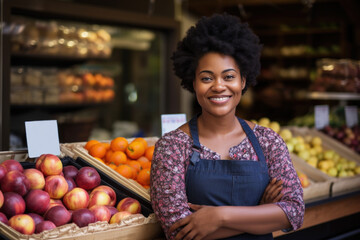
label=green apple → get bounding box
[327,167,338,177]
[355,166,360,175]
[307,157,318,168]
[348,161,357,170]
[269,121,280,133]
[286,142,294,153]
[323,150,335,160]
[338,170,348,178]
[311,137,322,146]
[279,129,292,141]
[258,117,270,128]
[295,143,306,153]
[298,150,310,161]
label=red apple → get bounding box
[46,199,64,213]
[0,212,9,225]
[35,154,47,170]
[0,192,25,218]
[40,154,63,176]
[0,165,7,181]
[63,187,89,210]
[116,197,141,214]
[0,190,3,208]
[88,191,111,208]
[27,213,44,226]
[1,159,23,172]
[25,189,50,215]
[63,165,78,179]
[44,205,71,227]
[35,220,56,233]
[44,175,68,199]
[23,168,45,190]
[90,185,116,206]
[9,214,35,235]
[75,167,101,190]
[106,206,118,217]
[72,208,96,228]
[65,177,76,191]
[89,205,111,222]
[109,211,132,224]
[0,170,30,196]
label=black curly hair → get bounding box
[172,13,262,94]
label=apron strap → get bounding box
[189,116,201,164]
[238,117,266,164]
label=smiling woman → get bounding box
[150,13,304,240]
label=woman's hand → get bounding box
[260,178,283,204]
[169,203,222,240]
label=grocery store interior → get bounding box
[0,0,360,239]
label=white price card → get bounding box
[161,114,187,136]
[345,106,358,128]
[314,105,329,129]
[25,120,61,158]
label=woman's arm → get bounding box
[150,131,193,239]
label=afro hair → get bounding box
[172,13,262,94]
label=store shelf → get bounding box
[256,28,341,36]
[305,92,360,101]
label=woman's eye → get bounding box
[224,75,235,80]
[201,77,212,82]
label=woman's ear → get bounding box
[241,77,246,90]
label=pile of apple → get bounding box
[0,154,143,235]
[251,117,281,134]
[321,125,360,154]
[279,129,360,178]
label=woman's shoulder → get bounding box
[156,124,191,147]
[254,124,285,143]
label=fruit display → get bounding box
[297,170,310,188]
[251,117,281,134]
[84,137,155,189]
[321,125,360,154]
[310,58,360,93]
[0,154,149,236]
[11,67,115,105]
[279,129,360,178]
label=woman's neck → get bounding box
[198,112,240,138]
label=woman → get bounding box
[150,14,304,240]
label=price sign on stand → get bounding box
[314,105,329,129]
[161,114,187,136]
[25,120,61,158]
[345,106,358,128]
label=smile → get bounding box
[209,96,231,103]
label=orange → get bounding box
[144,146,155,161]
[127,160,142,173]
[109,151,127,166]
[115,164,133,179]
[127,165,137,180]
[102,142,111,151]
[126,141,146,159]
[137,156,150,169]
[132,137,148,149]
[107,163,117,170]
[111,137,128,152]
[105,150,114,163]
[94,157,105,164]
[85,140,100,151]
[89,143,107,159]
[142,161,151,170]
[142,185,150,190]
[137,168,150,186]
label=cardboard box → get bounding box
[0,150,164,240]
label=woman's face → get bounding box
[193,52,245,118]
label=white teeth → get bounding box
[210,97,230,101]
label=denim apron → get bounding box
[185,116,273,240]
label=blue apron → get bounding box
[185,116,273,240]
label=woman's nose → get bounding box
[211,78,226,91]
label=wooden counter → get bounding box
[274,191,360,239]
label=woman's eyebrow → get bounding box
[198,70,213,75]
[222,68,237,73]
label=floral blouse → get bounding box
[150,125,304,239]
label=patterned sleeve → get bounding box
[150,131,192,239]
[258,127,305,231]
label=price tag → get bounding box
[161,114,187,136]
[25,120,61,158]
[345,106,358,127]
[314,105,329,129]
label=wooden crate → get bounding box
[283,126,360,198]
[60,137,159,203]
[0,150,164,240]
